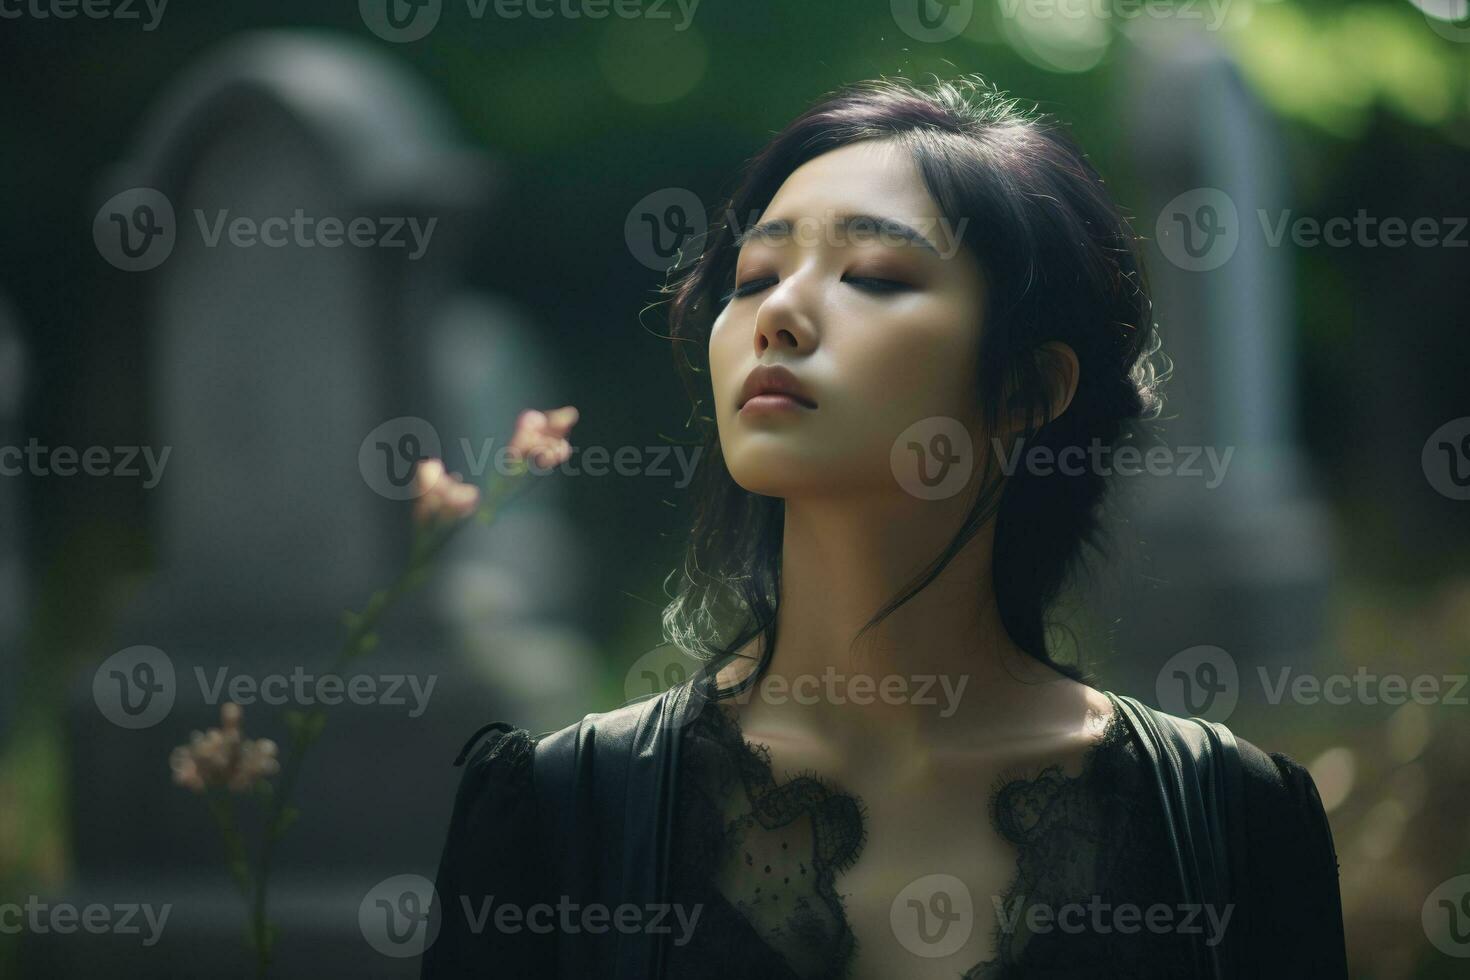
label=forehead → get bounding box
[762,140,938,222]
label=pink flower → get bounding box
[508,406,580,469]
[412,458,481,527]
[169,702,280,794]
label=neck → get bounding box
[722,489,1072,754]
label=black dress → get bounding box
[420,690,1348,978]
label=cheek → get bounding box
[707,313,741,397]
[835,302,980,430]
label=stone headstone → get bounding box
[1076,24,1333,719]
[38,32,599,978]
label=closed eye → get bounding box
[720,277,778,304]
[720,274,910,304]
[842,275,911,294]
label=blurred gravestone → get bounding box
[1074,25,1334,718]
[33,32,599,979]
[0,293,26,739]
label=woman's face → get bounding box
[709,139,987,500]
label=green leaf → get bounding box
[273,806,301,838]
[284,710,306,740]
[364,590,388,618]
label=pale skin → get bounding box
[705,139,1118,977]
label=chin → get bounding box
[725,447,820,498]
[724,445,877,500]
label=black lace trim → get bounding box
[668,692,1192,980]
[670,699,869,980]
[974,704,1132,976]
[463,725,536,790]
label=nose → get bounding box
[752,273,818,356]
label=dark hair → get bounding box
[659,75,1167,693]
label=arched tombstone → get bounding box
[0,292,27,741]
[1077,24,1333,719]
[44,32,599,978]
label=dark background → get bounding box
[1,1,1468,977]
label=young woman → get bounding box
[421,76,1348,979]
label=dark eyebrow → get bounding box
[732,212,940,255]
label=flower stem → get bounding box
[241,475,520,977]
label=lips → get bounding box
[738,364,817,410]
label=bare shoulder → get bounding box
[1011,678,1119,772]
